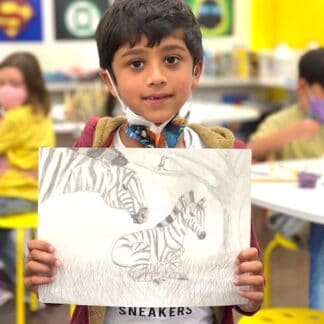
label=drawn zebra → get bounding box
[112,190,206,283]
[39,148,148,224]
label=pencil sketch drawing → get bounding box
[38,148,251,307]
[39,148,148,224]
[112,190,206,284]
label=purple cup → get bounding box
[297,171,320,188]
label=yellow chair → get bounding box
[70,304,76,317]
[263,232,298,308]
[238,233,315,324]
[239,308,324,323]
[0,212,38,324]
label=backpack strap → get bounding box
[73,117,100,148]
[92,116,127,147]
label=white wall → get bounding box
[0,0,251,72]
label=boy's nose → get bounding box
[147,63,167,86]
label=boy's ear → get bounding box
[191,60,203,90]
[99,69,117,97]
[297,78,309,97]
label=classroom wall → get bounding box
[0,0,252,72]
[251,0,324,50]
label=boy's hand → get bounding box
[24,240,61,290]
[234,247,264,313]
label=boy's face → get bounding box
[298,79,324,111]
[104,31,202,124]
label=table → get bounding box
[187,102,261,126]
[251,158,324,224]
[251,158,324,310]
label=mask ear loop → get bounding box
[193,65,198,76]
[179,65,197,123]
[105,69,126,113]
[177,65,198,123]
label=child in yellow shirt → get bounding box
[0,52,55,302]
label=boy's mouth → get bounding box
[143,93,173,102]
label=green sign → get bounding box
[55,0,109,40]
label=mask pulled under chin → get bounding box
[0,85,27,110]
[123,106,173,135]
[105,69,172,135]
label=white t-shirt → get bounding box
[105,306,214,323]
[105,126,213,324]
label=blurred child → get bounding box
[24,1,264,323]
[247,48,324,310]
[65,82,117,121]
[0,52,55,303]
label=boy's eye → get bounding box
[165,56,180,65]
[130,60,144,69]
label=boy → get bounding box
[247,48,324,310]
[25,1,264,323]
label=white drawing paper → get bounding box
[38,148,251,307]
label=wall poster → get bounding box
[54,0,111,40]
[187,0,233,37]
[38,148,251,307]
[0,0,43,41]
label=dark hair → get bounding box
[299,48,324,87]
[0,52,50,115]
[96,0,203,77]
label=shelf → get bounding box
[47,77,296,93]
[199,76,297,90]
[53,121,84,134]
[47,81,101,92]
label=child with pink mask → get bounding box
[247,48,324,310]
[0,52,55,304]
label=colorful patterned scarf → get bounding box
[125,117,186,148]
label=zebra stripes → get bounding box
[39,148,148,224]
[112,190,206,283]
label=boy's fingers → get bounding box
[24,275,53,288]
[238,290,263,302]
[25,260,54,276]
[237,248,259,263]
[236,260,263,274]
[29,249,60,267]
[28,240,54,253]
[234,275,264,287]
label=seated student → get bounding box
[24,1,264,323]
[247,48,324,310]
[65,83,117,121]
[0,52,55,304]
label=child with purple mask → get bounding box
[247,48,324,310]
